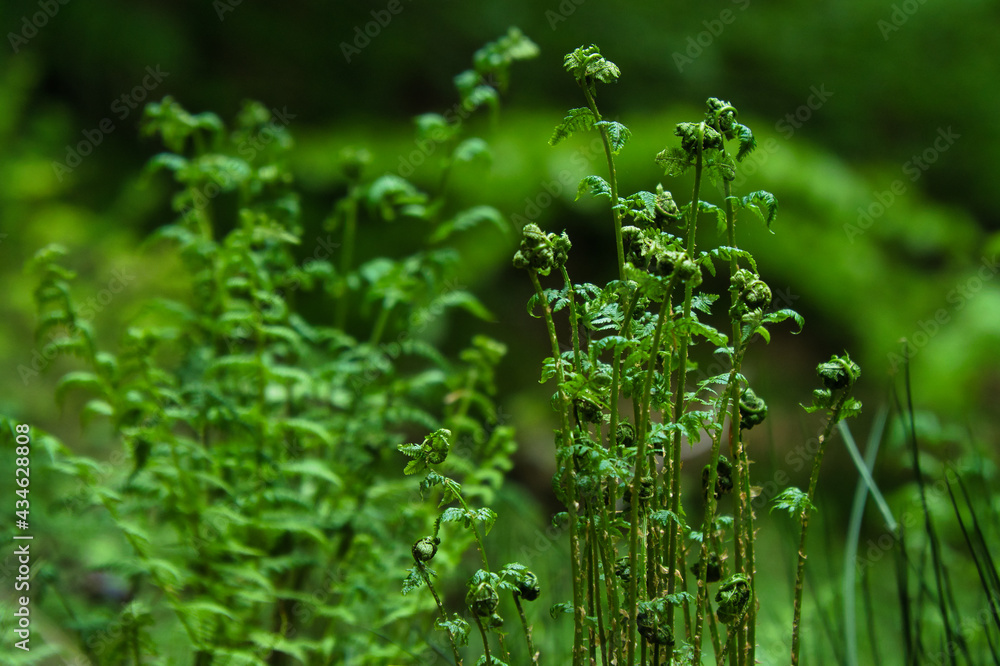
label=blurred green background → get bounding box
[2,0,999,661]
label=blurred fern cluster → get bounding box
[15,29,536,665]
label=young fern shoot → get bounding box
[515,44,814,665]
[773,354,862,666]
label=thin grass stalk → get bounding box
[894,523,916,665]
[903,354,964,664]
[861,567,882,666]
[840,406,891,666]
[953,472,1000,636]
[944,474,1000,663]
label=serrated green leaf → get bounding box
[550,601,574,619]
[577,175,612,202]
[550,107,596,146]
[440,507,466,523]
[762,308,805,334]
[741,190,778,230]
[595,120,631,155]
[734,123,757,162]
[771,487,815,517]
[402,566,430,595]
[655,146,693,177]
[405,459,427,475]
[562,45,621,89]
[397,442,424,458]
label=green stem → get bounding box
[586,521,599,665]
[529,270,586,666]
[708,596,723,664]
[335,192,358,331]
[791,390,851,665]
[447,480,492,572]
[720,149,755,666]
[628,286,674,663]
[368,300,392,346]
[514,594,539,665]
[417,561,463,665]
[581,84,625,282]
[473,613,493,665]
[559,265,584,373]
[666,125,705,634]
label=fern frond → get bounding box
[550,107,596,146]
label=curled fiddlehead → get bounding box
[739,387,768,430]
[715,574,752,624]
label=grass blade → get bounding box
[840,404,891,666]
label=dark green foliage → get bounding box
[512,43,865,666]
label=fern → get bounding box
[550,107,597,146]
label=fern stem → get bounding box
[529,270,586,666]
[791,390,851,665]
[628,287,673,664]
[418,560,463,664]
[666,126,705,639]
[692,379,739,665]
[473,613,493,665]
[581,85,625,282]
[721,158,755,666]
[335,191,358,331]
[560,265,584,373]
[514,594,539,665]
